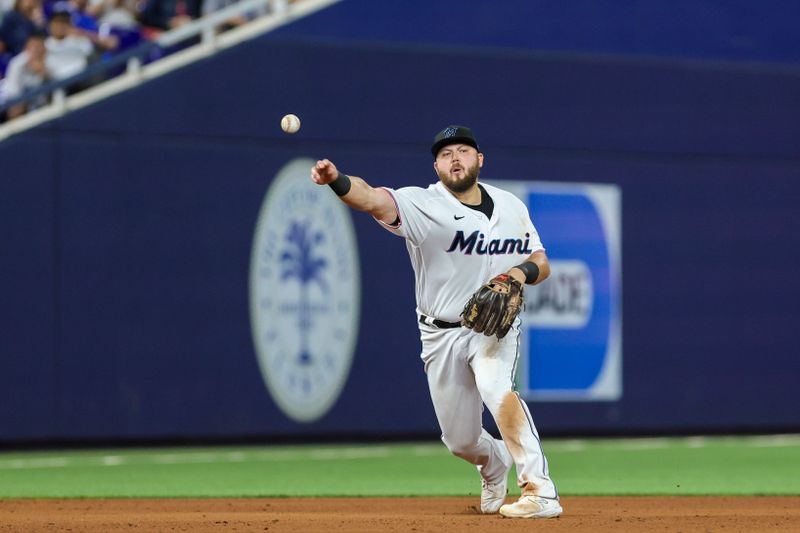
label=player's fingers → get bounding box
[311,166,327,184]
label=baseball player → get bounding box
[310,126,561,519]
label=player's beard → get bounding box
[438,161,480,194]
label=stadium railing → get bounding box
[0,0,337,142]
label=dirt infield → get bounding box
[1,497,798,532]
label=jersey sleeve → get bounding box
[373,186,432,246]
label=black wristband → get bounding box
[328,172,352,196]
[515,261,540,284]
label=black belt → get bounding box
[419,314,462,329]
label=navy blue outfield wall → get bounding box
[267,0,800,66]
[1,37,799,442]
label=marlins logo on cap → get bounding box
[431,125,480,158]
[442,126,459,138]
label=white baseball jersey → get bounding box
[377,181,544,322]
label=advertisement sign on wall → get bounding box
[488,181,622,401]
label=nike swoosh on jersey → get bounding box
[454,215,465,220]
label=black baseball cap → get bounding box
[431,125,480,158]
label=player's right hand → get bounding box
[311,159,338,185]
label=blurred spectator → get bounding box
[45,10,94,79]
[0,32,50,118]
[47,0,144,60]
[140,0,200,32]
[46,0,119,47]
[87,0,143,57]
[88,0,140,30]
[51,0,101,31]
[0,0,47,57]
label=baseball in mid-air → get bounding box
[281,114,301,134]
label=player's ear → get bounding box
[478,152,484,167]
[433,161,439,172]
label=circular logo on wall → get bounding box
[249,158,361,423]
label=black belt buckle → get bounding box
[419,314,461,329]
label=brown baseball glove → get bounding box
[460,274,524,339]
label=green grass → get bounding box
[0,435,798,498]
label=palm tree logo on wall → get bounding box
[250,158,361,423]
[279,220,329,370]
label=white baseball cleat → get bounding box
[480,477,508,514]
[480,446,512,514]
[499,495,563,518]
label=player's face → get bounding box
[434,144,484,193]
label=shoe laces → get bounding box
[482,479,502,492]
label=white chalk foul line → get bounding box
[0,446,397,470]
[1,435,798,470]
[0,457,70,469]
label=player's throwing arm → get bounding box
[310,159,398,225]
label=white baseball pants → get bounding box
[420,322,558,499]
